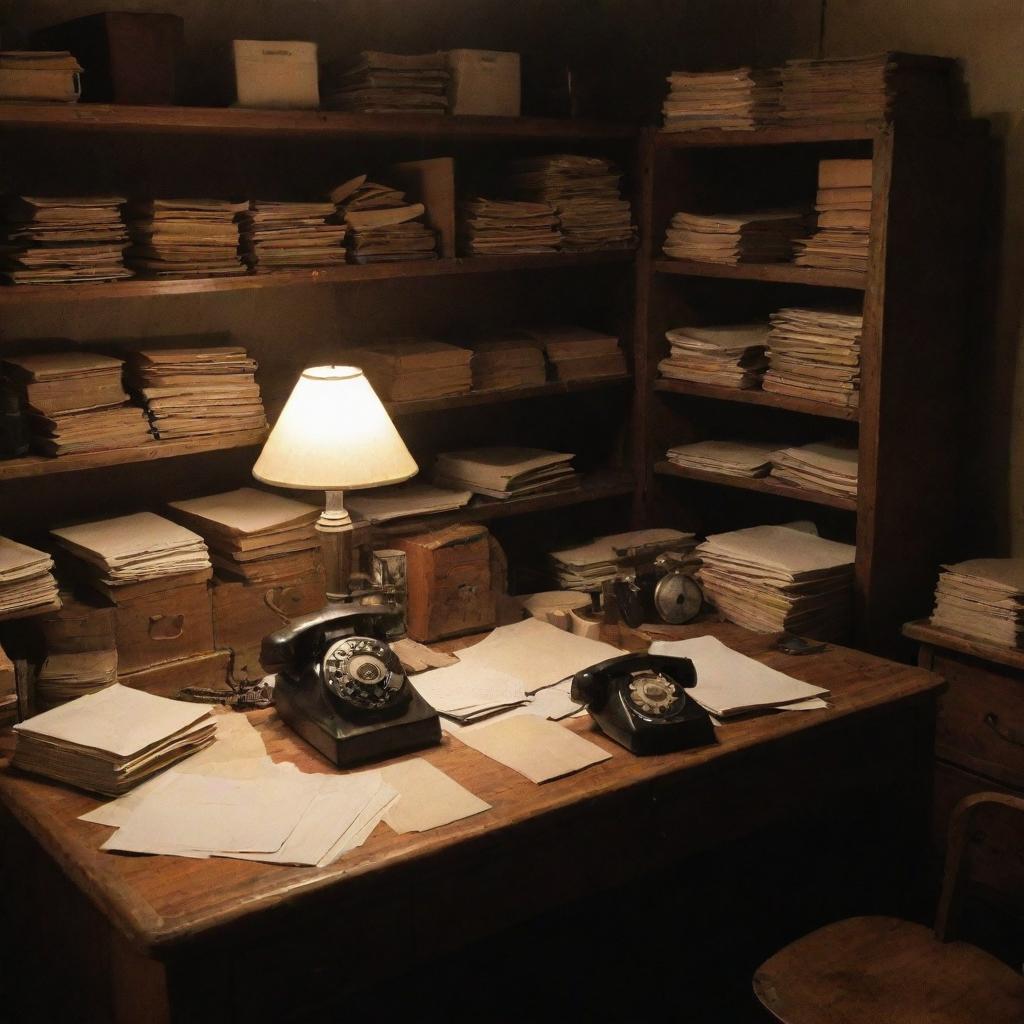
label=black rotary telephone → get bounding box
[570,653,715,755]
[261,603,441,768]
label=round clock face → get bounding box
[626,671,685,718]
[654,572,704,625]
[322,636,405,710]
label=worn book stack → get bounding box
[237,201,347,272]
[3,352,153,456]
[793,159,873,273]
[126,199,248,278]
[770,441,859,499]
[666,440,781,478]
[331,176,437,264]
[504,154,636,251]
[349,339,473,401]
[525,325,627,382]
[127,346,268,439]
[662,209,807,264]
[661,67,780,131]
[434,447,578,499]
[697,523,855,639]
[0,536,60,620]
[657,323,769,388]
[348,481,473,524]
[36,650,118,710]
[468,330,546,390]
[322,51,449,113]
[763,307,862,408]
[168,488,322,585]
[930,559,1024,647]
[459,198,561,256]
[0,50,81,102]
[551,528,697,592]
[0,195,131,285]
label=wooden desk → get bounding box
[0,623,941,1023]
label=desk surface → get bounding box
[0,622,941,958]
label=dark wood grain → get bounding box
[653,378,861,421]
[904,619,1024,673]
[652,258,866,290]
[656,124,880,148]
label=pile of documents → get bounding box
[469,330,546,390]
[666,440,781,478]
[168,487,322,585]
[128,346,268,439]
[332,175,438,264]
[661,67,781,131]
[794,159,873,272]
[35,650,118,710]
[931,559,1024,647]
[0,50,81,103]
[322,51,449,114]
[349,338,472,401]
[525,325,627,382]
[348,481,473,524]
[697,523,855,639]
[770,441,859,499]
[459,198,561,256]
[662,210,807,264]
[12,684,215,796]
[238,200,347,272]
[3,351,153,456]
[0,195,131,285]
[658,323,769,388]
[551,528,697,591]
[126,199,248,278]
[505,154,636,251]
[0,536,60,619]
[434,446,578,500]
[763,307,862,408]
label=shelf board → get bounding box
[654,460,857,512]
[0,103,635,142]
[654,124,880,148]
[0,252,634,307]
[652,258,866,290]
[0,428,267,481]
[653,378,860,422]
[903,619,1024,672]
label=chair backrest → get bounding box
[934,791,1024,942]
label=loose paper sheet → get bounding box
[381,758,490,833]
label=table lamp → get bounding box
[253,365,417,599]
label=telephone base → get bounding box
[597,708,715,756]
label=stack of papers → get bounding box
[52,512,211,586]
[333,176,437,264]
[697,523,855,639]
[0,536,60,619]
[551,528,697,591]
[931,559,1024,647]
[770,441,859,498]
[347,481,473,524]
[349,338,472,401]
[0,50,81,103]
[794,159,873,272]
[763,307,862,408]
[525,325,627,382]
[126,199,248,278]
[434,446,578,500]
[662,210,807,264]
[505,154,636,252]
[469,330,547,390]
[237,201,347,272]
[0,195,131,285]
[661,67,780,132]
[459,198,561,256]
[666,440,781,477]
[322,51,449,114]
[3,351,153,456]
[35,649,117,710]
[658,323,769,388]
[12,684,215,795]
[168,487,321,585]
[127,346,268,439]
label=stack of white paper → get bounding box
[458,198,561,256]
[550,528,697,591]
[658,324,769,389]
[661,67,781,131]
[931,559,1024,647]
[322,51,449,114]
[0,536,60,618]
[662,210,807,264]
[238,200,348,272]
[794,159,873,273]
[666,440,781,477]
[770,441,858,498]
[347,481,473,524]
[433,446,578,500]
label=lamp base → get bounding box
[317,489,353,600]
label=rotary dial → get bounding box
[322,635,405,710]
[626,671,683,717]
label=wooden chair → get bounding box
[753,792,1024,1024]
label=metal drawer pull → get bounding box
[984,712,1024,748]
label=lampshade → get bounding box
[253,366,417,490]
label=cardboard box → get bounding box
[447,49,520,117]
[232,39,319,109]
[118,649,230,699]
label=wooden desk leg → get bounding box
[110,930,171,1024]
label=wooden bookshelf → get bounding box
[653,258,866,291]
[653,379,859,422]
[654,124,879,148]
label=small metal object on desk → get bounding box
[776,635,827,656]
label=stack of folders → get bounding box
[126,199,248,278]
[662,209,807,264]
[469,330,547,390]
[127,347,268,439]
[347,481,473,524]
[238,201,347,272]
[0,50,81,102]
[3,352,153,456]
[322,51,449,113]
[36,650,118,710]
[458,198,561,256]
[168,487,322,585]
[551,529,697,591]
[931,559,1024,647]
[763,307,862,408]
[0,196,132,285]
[525,325,627,382]
[434,447,578,500]
[794,159,873,273]
[331,176,437,264]
[504,154,636,251]
[770,441,859,499]
[0,536,60,619]
[697,523,855,639]
[666,440,781,478]
[349,339,473,401]
[661,67,780,131]
[658,324,769,388]
[12,685,215,796]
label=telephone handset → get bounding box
[570,653,715,755]
[261,603,441,767]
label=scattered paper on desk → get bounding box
[412,662,527,717]
[381,758,490,833]
[456,714,611,784]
